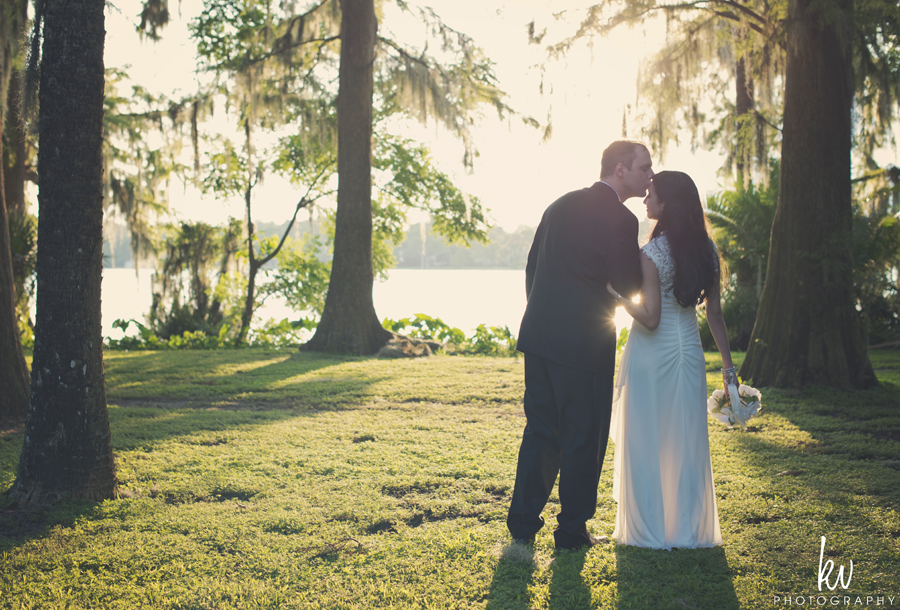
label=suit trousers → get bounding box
[507,352,614,548]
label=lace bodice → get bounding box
[642,235,676,293]
[641,235,719,303]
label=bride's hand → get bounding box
[606,282,620,297]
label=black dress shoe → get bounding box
[555,533,609,550]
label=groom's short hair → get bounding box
[600,140,649,178]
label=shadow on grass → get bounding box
[739,351,900,465]
[0,498,102,554]
[548,547,591,609]
[485,542,538,610]
[104,349,371,406]
[108,377,389,452]
[616,544,740,610]
[690,364,900,604]
[724,371,900,533]
[103,351,392,450]
[0,352,390,552]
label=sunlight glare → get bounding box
[614,307,633,335]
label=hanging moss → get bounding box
[148,219,243,339]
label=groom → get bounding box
[509,140,653,550]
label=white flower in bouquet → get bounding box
[707,383,762,430]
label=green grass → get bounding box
[2,348,899,609]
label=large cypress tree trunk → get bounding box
[302,0,391,355]
[11,0,116,505]
[740,0,876,389]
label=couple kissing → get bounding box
[509,140,734,551]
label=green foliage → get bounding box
[181,0,512,348]
[852,211,900,345]
[702,169,779,351]
[8,211,36,347]
[148,219,244,340]
[201,137,250,197]
[248,317,317,348]
[108,316,314,350]
[373,134,492,247]
[537,0,900,189]
[103,68,185,265]
[258,235,331,317]
[111,303,518,356]
[370,207,401,282]
[108,318,165,350]
[534,0,786,179]
[166,327,232,350]
[273,120,338,195]
[852,164,900,346]
[109,319,231,350]
[383,313,467,345]
[616,326,629,353]
[465,324,517,357]
[707,167,779,300]
[702,163,900,350]
[191,0,274,71]
[382,315,517,357]
[7,211,36,295]
[15,310,34,351]
[2,350,900,607]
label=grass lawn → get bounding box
[2,348,899,609]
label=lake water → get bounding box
[100,268,631,341]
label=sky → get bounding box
[100,0,899,233]
[98,0,720,232]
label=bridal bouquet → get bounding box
[707,383,762,430]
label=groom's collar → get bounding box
[598,180,621,202]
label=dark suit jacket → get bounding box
[516,182,642,374]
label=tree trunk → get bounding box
[734,56,754,183]
[237,233,257,346]
[4,71,29,220]
[739,0,876,389]
[302,0,391,355]
[0,128,30,423]
[2,0,29,220]
[238,260,257,345]
[237,120,256,346]
[11,0,116,505]
[0,0,30,423]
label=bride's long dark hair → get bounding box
[649,171,720,308]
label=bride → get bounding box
[606,170,735,549]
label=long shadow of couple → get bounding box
[484,540,740,609]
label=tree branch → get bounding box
[257,163,335,268]
[851,166,895,184]
[299,37,334,88]
[710,9,764,33]
[755,110,782,133]
[378,36,437,73]
[204,36,340,73]
[663,0,767,27]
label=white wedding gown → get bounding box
[610,235,723,549]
